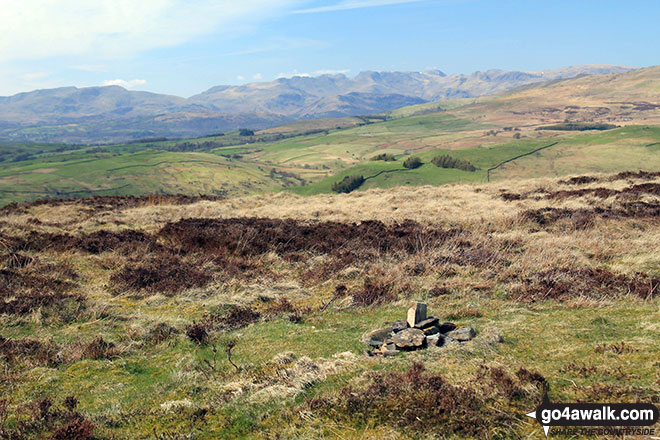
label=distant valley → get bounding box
[2,65,660,207]
[0,65,633,144]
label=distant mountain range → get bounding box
[0,65,634,144]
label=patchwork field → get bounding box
[1,170,659,438]
[3,67,660,207]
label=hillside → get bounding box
[1,66,660,207]
[0,65,632,144]
[1,171,658,438]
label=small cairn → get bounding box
[363,301,476,356]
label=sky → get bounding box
[0,0,658,97]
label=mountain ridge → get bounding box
[0,64,636,143]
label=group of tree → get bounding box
[370,153,397,161]
[332,175,365,193]
[431,154,476,172]
[403,156,423,169]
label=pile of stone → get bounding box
[363,301,476,356]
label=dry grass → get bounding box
[1,171,659,439]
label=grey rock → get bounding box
[381,349,400,357]
[362,327,393,347]
[423,326,439,336]
[426,334,445,347]
[438,322,457,334]
[414,317,439,329]
[447,327,476,342]
[392,328,426,350]
[407,302,427,327]
[383,342,398,351]
[392,320,409,333]
[364,339,384,348]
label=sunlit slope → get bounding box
[2,66,660,205]
[0,150,285,205]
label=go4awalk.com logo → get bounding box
[525,393,659,437]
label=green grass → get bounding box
[3,292,658,438]
[3,96,660,206]
[0,150,281,205]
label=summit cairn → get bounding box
[363,301,478,356]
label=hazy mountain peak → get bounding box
[0,64,638,143]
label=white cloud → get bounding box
[253,73,263,80]
[275,69,350,79]
[276,70,311,79]
[313,69,350,75]
[237,75,247,81]
[0,0,302,61]
[101,79,147,89]
[293,0,427,14]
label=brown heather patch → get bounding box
[351,278,398,307]
[559,175,600,185]
[609,170,660,181]
[546,187,620,200]
[0,260,84,317]
[0,395,95,440]
[11,229,161,255]
[185,323,209,345]
[0,335,61,368]
[109,253,213,295]
[594,341,639,355]
[544,183,660,201]
[158,217,460,259]
[519,201,660,229]
[0,194,224,217]
[499,191,524,201]
[202,305,261,332]
[145,322,179,345]
[305,363,546,437]
[513,267,660,302]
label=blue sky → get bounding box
[0,0,657,97]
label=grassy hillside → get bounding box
[293,126,660,195]
[1,171,659,438]
[2,67,660,206]
[0,150,285,205]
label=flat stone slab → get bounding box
[438,322,457,334]
[423,326,439,336]
[362,327,393,347]
[392,328,426,350]
[392,320,409,333]
[414,317,439,330]
[446,327,476,342]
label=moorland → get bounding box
[0,66,660,439]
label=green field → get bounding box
[3,71,660,207]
